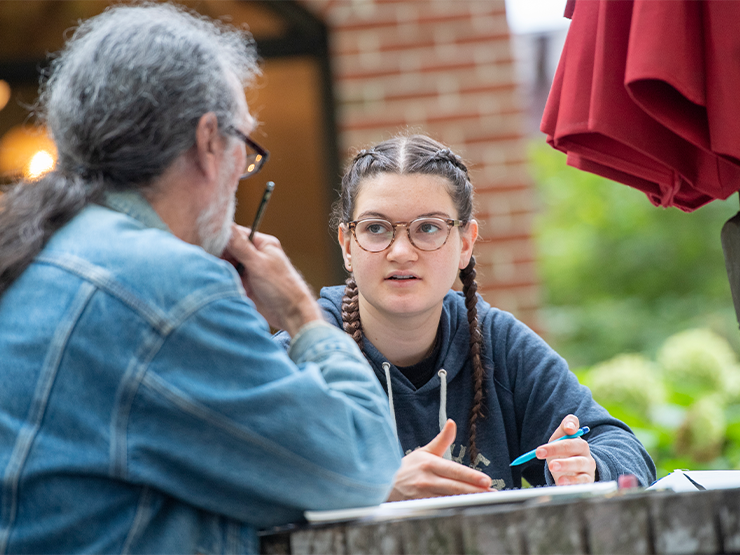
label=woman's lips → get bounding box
[386,273,419,281]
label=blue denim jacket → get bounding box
[0,192,401,554]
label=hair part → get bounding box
[337,133,486,463]
[0,2,259,295]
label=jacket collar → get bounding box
[103,191,170,233]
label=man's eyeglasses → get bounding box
[346,217,466,252]
[225,126,269,179]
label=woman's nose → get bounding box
[386,229,418,262]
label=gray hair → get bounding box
[0,2,259,295]
[40,1,259,186]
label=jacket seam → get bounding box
[110,333,166,479]
[120,486,153,555]
[37,253,243,336]
[140,371,391,494]
[0,283,96,555]
[110,290,244,480]
[37,253,170,333]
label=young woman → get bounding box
[276,134,655,501]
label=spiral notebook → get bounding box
[304,481,618,523]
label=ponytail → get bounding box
[0,172,99,295]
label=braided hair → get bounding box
[334,134,486,463]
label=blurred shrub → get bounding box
[529,141,740,368]
[580,328,740,478]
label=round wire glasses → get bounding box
[347,217,466,252]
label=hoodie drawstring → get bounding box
[438,368,452,460]
[382,362,398,434]
[382,363,452,460]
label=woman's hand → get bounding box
[387,419,494,501]
[537,414,596,485]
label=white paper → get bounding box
[305,481,618,523]
[647,469,740,492]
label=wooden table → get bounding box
[259,487,740,554]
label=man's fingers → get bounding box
[421,419,457,458]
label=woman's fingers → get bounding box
[387,449,493,501]
[544,437,596,485]
[548,414,580,443]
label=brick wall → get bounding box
[303,0,540,328]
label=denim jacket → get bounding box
[0,192,401,554]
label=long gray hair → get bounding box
[0,2,258,294]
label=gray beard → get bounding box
[197,178,236,257]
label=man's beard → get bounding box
[197,161,237,257]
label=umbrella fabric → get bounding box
[541,0,740,212]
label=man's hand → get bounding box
[537,414,596,486]
[386,419,494,501]
[225,224,323,336]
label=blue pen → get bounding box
[510,426,590,466]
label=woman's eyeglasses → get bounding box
[225,126,269,179]
[347,217,466,252]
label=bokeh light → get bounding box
[0,80,10,112]
[0,125,57,180]
[28,150,55,178]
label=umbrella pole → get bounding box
[721,194,740,332]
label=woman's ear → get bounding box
[338,224,353,272]
[459,219,478,270]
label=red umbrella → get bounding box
[541,0,740,213]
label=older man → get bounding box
[0,3,400,553]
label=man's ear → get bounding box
[459,219,479,269]
[338,224,353,272]
[193,112,222,182]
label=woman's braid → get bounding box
[341,276,364,351]
[460,255,485,464]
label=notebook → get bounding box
[304,480,619,523]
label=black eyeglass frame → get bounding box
[346,217,467,253]
[225,125,270,179]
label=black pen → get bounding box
[249,181,275,242]
[235,181,275,276]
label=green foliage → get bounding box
[529,142,740,478]
[529,141,740,368]
[579,329,740,478]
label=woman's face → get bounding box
[338,172,478,322]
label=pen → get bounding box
[249,181,275,242]
[235,181,275,276]
[510,426,590,466]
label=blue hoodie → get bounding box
[275,286,656,489]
